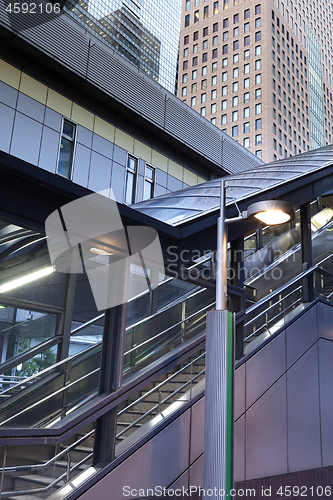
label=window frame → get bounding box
[56,117,77,180]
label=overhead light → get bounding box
[0,266,55,294]
[90,247,114,256]
[247,200,295,226]
[0,305,6,309]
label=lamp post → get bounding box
[202,179,295,498]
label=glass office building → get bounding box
[65,0,181,93]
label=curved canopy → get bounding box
[132,145,333,227]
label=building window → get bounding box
[255,73,261,84]
[212,61,218,71]
[143,165,155,201]
[233,13,239,23]
[232,125,238,136]
[222,71,228,81]
[213,35,218,46]
[184,48,189,57]
[202,66,207,76]
[193,44,198,53]
[244,49,250,60]
[232,96,238,106]
[191,83,197,92]
[203,26,208,35]
[183,61,188,70]
[202,53,207,63]
[124,155,138,204]
[182,87,187,96]
[212,48,218,58]
[244,35,250,46]
[211,89,217,99]
[255,45,261,56]
[243,137,250,147]
[222,99,227,110]
[222,85,227,95]
[244,106,249,117]
[233,68,239,78]
[233,40,239,50]
[192,69,197,79]
[255,150,262,158]
[243,121,249,132]
[211,117,216,125]
[204,5,209,18]
[194,31,199,40]
[213,22,219,32]
[233,27,239,37]
[212,75,217,85]
[191,96,196,106]
[244,63,250,74]
[223,31,228,41]
[255,59,261,70]
[201,107,206,116]
[255,4,261,14]
[201,92,207,102]
[255,17,261,28]
[194,10,199,22]
[255,31,261,41]
[255,88,261,99]
[57,119,76,179]
[233,81,239,92]
[244,93,249,103]
[244,77,249,88]
[184,35,189,45]
[185,14,190,27]
[255,118,262,129]
[223,44,228,54]
[244,9,250,19]
[185,0,190,10]
[244,22,250,32]
[223,18,228,28]
[233,54,239,63]
[221,114,227,124]
[211,103,217,113]
[232,110,238,121]
[255,103,262,114]
[213,1,218,14]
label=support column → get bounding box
[93,259,129,467]
[300,202,313,302]
[57,270,77,362]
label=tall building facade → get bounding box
[65,0,181,93]
[178,0,333,163]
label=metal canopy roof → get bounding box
[133,145,333,227]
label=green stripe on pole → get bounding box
[226,311,233,497]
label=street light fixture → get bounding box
[203,180,295,498]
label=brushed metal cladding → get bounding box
[286,307,317,369]
[316,301,333,340]
[189,397,205,465]
[189,455,204,488]
[165,98,223,166]
[78,408,191,499]
[287,344,322,473]
[246,331,286,410]
[87,44,165,128]
[318,338,333,467]
[234,414,245,482]
[246,375,288,480]
[234,361,245,420]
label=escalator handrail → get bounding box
[245,264,333,315]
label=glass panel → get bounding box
[57,137,74,178]
[124,170,136,204]
[62,120,75,139]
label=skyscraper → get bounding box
[178,0,333,163]
[65,0,181,93]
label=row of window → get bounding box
[184,5,261,26]
[56,119,155,203]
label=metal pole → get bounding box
[203,178,233,499]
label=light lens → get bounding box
[90,247,113,256]
[254,210,291,225]
[0,266,55,294]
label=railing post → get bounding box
[181,301,186,343]
[61,359,72,419]
[158,388,162,414]
[130,326,137,374]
